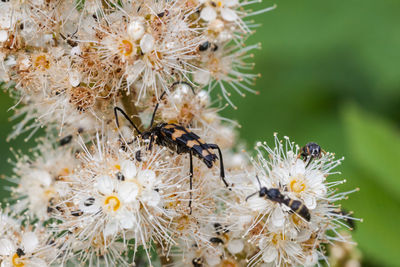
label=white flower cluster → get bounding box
[1,1,357,266]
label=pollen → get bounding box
[60,168,70,176]
[291,213,303,226]
[33,55,50,70]
[104,195,121,211]
[69,86,95,112]
[118,39,134,56]
[221,259,237,267]
[271,232,285,245]
[114,164,121,170]
[289,176,306,193]
[12,253,25,267]
[44,188,55,197]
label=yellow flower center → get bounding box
[291,213,303,225]
[118,40,133,56]
[104,195,121,211]
[92,234,105,247]
[33,55,50,70]
[44,188,55,197]
[12,253,25,267]
[289,176,306,193]
[221,259,237,267]
[271,232,285,245]
[60,167,70,177]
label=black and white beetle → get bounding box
[246,175,311,221]
[114,83,230,213]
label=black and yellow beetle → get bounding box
[246,175,311,221]
[114,84,229,213]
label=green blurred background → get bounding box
[1,0,400,266]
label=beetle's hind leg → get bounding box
[147,133,155,151]
[208,144,230,188]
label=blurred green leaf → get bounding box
[342,103,400,200]
[341,103,400,266]
[341,166,400,267]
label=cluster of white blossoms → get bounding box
[0,1,358,266]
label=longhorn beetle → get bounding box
[114,83,229,214]
[246,175,311,221]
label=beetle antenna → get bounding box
[114,107,142,135]
[255,174,262,190]
[171,81,196,95]
[245,191,258,201]
[246,175,263,201]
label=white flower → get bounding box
[127,18,145,40]
[0,217,54,267]
[50,137,189,265]
[239,135,355,266]
[200,0,239,22]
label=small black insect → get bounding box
[210,237,224,244]
[59,135,73,146]
[135,150,142,162]
[199,41,210,51]
[59,30,78,47]
[114,83,229,214]
[299,142,324,161]
[84,197,95,207]
[198,41,218,52]
[16,248,25,257]
[71,210,83,216]
[246,175,311,221]
[192,257,203,267]
[213,222,229,235]
[116,171,125,181]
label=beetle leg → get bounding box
[208,144,230,188]
[148,133,155,151]
[189,150,193,215]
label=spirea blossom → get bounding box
[0,210,57,267]
[1,1,359,266]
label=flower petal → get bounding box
[140,33,155,53]
[104,220,119,237]
[138,170,156,187]
[0,239,14,256]
[227,239,244,254]
[262,246,278,263]
[200,7,217,22]
[22,232,39,253]
[118,182,139,203]
[221,8,238,22]
[96,175,114,195]
[121,160,137,180]
[271,207,285,228]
